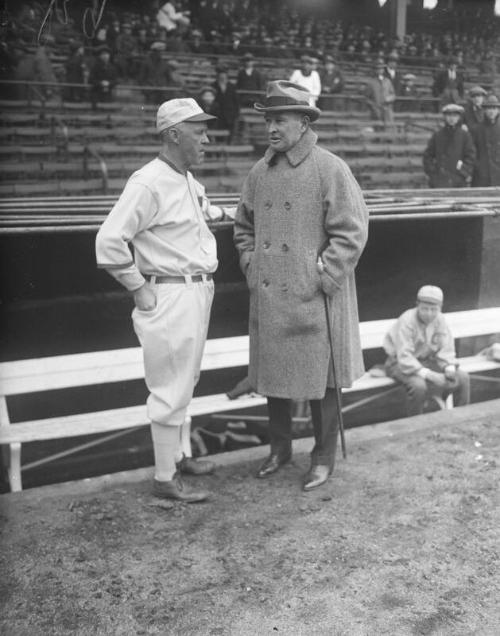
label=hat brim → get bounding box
[183,112,217,122]
[254,103,320,122]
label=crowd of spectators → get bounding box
[0,1,499,116]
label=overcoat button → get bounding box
[284,201,291,210]
[281,243,289,252]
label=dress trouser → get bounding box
[267,387,340,469]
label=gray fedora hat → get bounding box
[254,80,321,121]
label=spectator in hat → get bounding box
[138,41,175,104]
[89,45,118,109]
[96,97,235,503]
[64,40,89,102]
[233,80,368,491]
[423,103,476,188]
[398,73,420,112]
[318,55,344,110]
[114,22,139,81]
[236,52,266,107]
[432,56,464,110]
[471,94,500,186]
[289,55,321,106]
[384,51,402,95]
[212,64,240,142]
[364,60,396,128]
[187,29,212,55]
[196,85,220,128]
[463,85,487,136]
[383,286,470,416]
[31,39,59,99]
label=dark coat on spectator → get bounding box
[423,124,476,188]
[384,67,402,95]
[236,68,266,106]
[432,68,464,102]
[471,116,500,186]
[212,80,240,136]
[139,52,175,103]
[89,57,118,103]
[463,103,484,136]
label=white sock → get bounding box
[150,422,179,482]
[180,416,193,459]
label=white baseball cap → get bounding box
[156,98,216,132]
[417,285,443,305]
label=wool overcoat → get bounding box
[471,117,500,186]
[234,128,369,400]
[422,125,476,188]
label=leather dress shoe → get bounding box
[176,455,216,475]
[152,475,209,503]
[303,465,332,491]
[256,453,291,478]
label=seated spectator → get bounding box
[383,285,470,416]
[186,29,212,55]
[235,52,266,107]
[423,103,475,188]
[318,55,344,110]
[136,27,151,55]
[471,94,500,186]
[397,73,420,112]
[289,55,321,106]
[138,41,173,104]
[167,59,186,94]
[196,85,220,128]
[364,60,396,129]
[33,38,59,99]
[89,44,118,109]
[432,56,464,110]
[165,24,190,53]
[212,64,240,142]
[113,22,139,81]
[64,40,89,102]
[463,85,487,135]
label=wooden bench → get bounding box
[1,308,499,492]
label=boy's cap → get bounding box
[442,103,464,114]
[417,285,443,305]
[156,98,215,132]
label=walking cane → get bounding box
[318,258,347,459]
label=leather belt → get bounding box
[144,273,213,284]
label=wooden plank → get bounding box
[0,392,268,443]
[1,311,498,396]
[0,335,250,395]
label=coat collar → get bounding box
[264,127,318,167]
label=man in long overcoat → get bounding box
[471,94,500,187]
[423,103,476,188]
[233,80,369,491]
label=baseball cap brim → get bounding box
[183,112,217,122]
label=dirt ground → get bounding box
[1,400,499,636]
